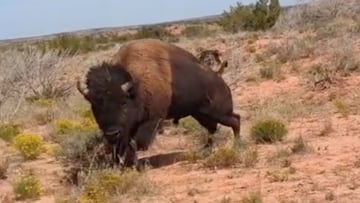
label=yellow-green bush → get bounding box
[13,133,45,160]
[54,118,97,135]
[13,172,41,200]
[250,118,288,143]
[77,169,140,203]
[0,123,21,142]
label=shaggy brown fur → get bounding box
[78,38,240,167]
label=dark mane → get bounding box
[85,62,132,96]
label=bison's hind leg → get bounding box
[215,112,241,140]
[192,114,218,151]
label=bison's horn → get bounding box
[76,77,89,98]
[121,81,133,92]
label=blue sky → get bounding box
[0,0,298,40]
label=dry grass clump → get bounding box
[291,136,312,154]
[0,156,9,179]
[241,190,263,203]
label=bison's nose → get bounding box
[104,126,121,137]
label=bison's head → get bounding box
[76,62,140,146]
[197,49,228,75]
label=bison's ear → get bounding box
[216,60,228,75]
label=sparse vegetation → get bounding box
[259,60,282,80]
[332,99,350,117]
[13,171,41,200]
[182,25,214,38]
[134,26,178,42]
[250,118,288,143]
[241,191,263,203]
[266,169,289,182]
[1,0,360,201]
[291,136,312,154]
[13,133,45,160]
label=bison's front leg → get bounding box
[122,139,139,168]
[132,118,163,151]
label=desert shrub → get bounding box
[0,156,9,179]
[0,48,72,103]
[0,122,21,142]
[77,169,141,203]
[55,130,102,165]
[13,133,45,160]
[182,25,213,38]
[218,0,281,33]
[250,118,287,143]
[134,26,178,42]
[13,171,41,200]
[204,147,240,168]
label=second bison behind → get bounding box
[77,38,240,167]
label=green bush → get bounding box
[54,118,98,135]
[0,123,21,142]
[250,118,287,143]
[218,0,281,33]
[13,171,41,200]
[13,133,45,160]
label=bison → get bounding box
[76,38,240,167]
